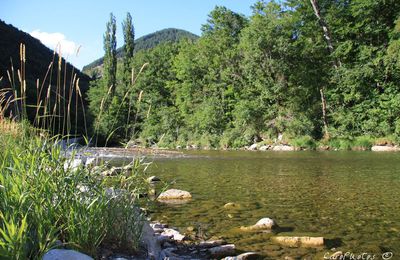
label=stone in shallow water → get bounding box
[157,189,192,201]
[272,145,295,151]
[371,145,399,152]
[208,244,236,257]
[272,236,324,248]
[147,175,161,183]
[240,217,278,231]
[223,202,241,209]
[160,228,186,241]
[43,249,93,260]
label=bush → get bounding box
[353,136,374,150]
[290,135,317,150]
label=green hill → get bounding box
[82,28,198,75]
[0,20,91,134]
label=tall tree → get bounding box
[103,13,117,95]
[122,12,135,88]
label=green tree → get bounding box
[122,12,135,88]
[103,13,117,95]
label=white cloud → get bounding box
[30,30,79,57]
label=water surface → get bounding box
[146,151,400,259]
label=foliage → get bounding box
[85,1,400,148]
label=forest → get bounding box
[88,0,400,149]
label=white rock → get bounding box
[64,159,83,172]
[259,145,269,151]
[43,249,93,260]
[157,189,192,201]
[371,145,399,152]
[160,228,186,241]
[84,157,97,168]
[272,236,324,247]
[272,145,294,151]
[240,218,277,231]
[248,143,258,150]
[209,244,236,257]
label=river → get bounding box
[144,150,400,259]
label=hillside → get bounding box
[0,20,91,133]
[82,28,198,75]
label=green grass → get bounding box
[0,43,151,259]
[0,130,149,258]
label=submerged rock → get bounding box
[223,202,241,210]
[198,239,226,248]
[157,189,192,201]
[209,244,236,258]
[371,145,399,152]
[240,218,278,231]
[43,249,93,260]
[272,236,324,247]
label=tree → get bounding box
[103,13,117,95]
[122,12,135,88]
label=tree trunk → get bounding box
[320,88,329,140]
[310,0,339,139]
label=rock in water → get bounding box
[43,249,93,260]
[272,236,324,247]
[248,143,258,150]
[157,189,192,201]
[371,145,399,152]
[160,228,186,241]
[240,218,278,231]
[209,244,236,258]
[223,202,241,209]
[272,145,294,151]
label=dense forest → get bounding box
[82,28,199,77]
[88,0,400,148]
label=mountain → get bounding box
[0,20,91,133]
[82,28,199,75]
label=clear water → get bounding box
[145,151,400,259]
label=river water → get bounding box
[144,151,400,259]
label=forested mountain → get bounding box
[82,28,198,76]
[0,20,91,134]
[88,0,400,148]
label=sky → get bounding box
[1,0,258,69]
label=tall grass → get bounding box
[0,44,151,258]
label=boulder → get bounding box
[272,236,324,248]
[157,189,192,201]
[371,145,399,152]
[43,249,93,260]
[248,143,258,150]
[198,239,226,248]
[259,145,270,151]
[160,228,186,242]
[209,244,236,258]
[272,145,295,151]
[240,218,278,231]
[140,221,162,260]
[84,157,97,168]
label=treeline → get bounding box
[88,0,400,148]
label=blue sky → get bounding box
[1,0,257,69]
